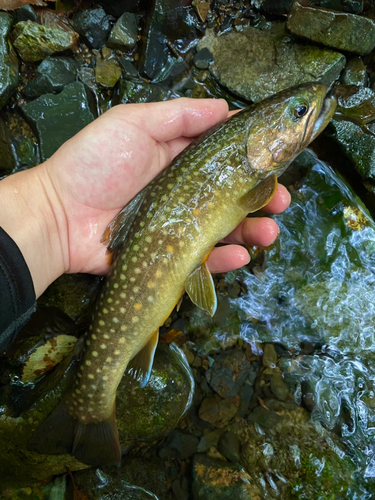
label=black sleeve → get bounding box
[0,227,36,350]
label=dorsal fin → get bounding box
[101,188,147,259]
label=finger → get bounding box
[117,98,229,143]
[221,217,279,247]
[166,136,194,159]
[263,184,291,213]
[206,244,250,274]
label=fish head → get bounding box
[246,82,337,174]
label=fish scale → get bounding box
[29,82,337,466]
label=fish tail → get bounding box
[28,400,121,467]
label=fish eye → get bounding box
[294,104,309,118]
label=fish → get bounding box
[29,82,337,466]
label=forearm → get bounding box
[0,163,67,298]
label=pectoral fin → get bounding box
[101,188,147,259]
[127,329,159,388]
[238,173,278,213]
[185,262,217,317]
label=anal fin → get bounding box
[127,329,159,388]
[185,262,217,316]
[238,173,278,213]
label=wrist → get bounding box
[0,163,68,298]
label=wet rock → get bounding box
[73,8,114,50]
[192,454,261,500]
[14,4,38,23]
[197,23,346,103]
[0,13,19,110]
[7,307,78,384]
[197,428,224,453]
[21,81,95,161]
[262,344,277,368]
[38,273,102,324]
[140,0,200,82]
[116,343,194,445]
[107,12,138,51]
[309,0,363,12]
[335,85,375,124]
[165,429,199,459]
[239,407,362,498]
[72,457,170,500]
[97,0,147,18]
[218,431,241,463]
[248,405,283,429]
[0,111,38,176]
[95,55,122,88]
[253,0,294,15]
[193,48,213,70]
[205,349,253,398]
[12,21,79,62]
[119,57,138,77]
[117,77,182,104]
[23,57,78,98]
[199,395,240,427]
[287,1,375,55]
[270,371,290,401]
[341,57,368,86]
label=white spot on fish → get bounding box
[100,344,107,349]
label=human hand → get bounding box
[0,98,290,298]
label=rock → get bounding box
[96,0,147,17]
[117,77,182,104]
[107,12,138,50]
[12,21,79,62]
[287,1,375,55]
[166,429,199,459]
[335,85,375,124]
[21,82,95,161]
[0,111,38,176]
[192,454,262,500]
[13,4,38,23]
[218,431,241,463]
[199,395,240,427]
[270,371,290,401]
[95,52,122,88]
[253,0,294,15]
[341,56,368,86]
[307,0,363,13]
[23,57,78,98]
[116,343,194,445]
[73,8,114,49]
[38,273,102,324]
[205,349,253,398]
[262,344,277,368]
[119,57,138,77]
[140,0,200,82]
[197,23,346,103]
[0,13,19,109]
[72,457,168,500]
[197,428,224,453]
[248,405,283,429]
[193,48,214,69]
[239,407,362,498]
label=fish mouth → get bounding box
[310,88,337,142]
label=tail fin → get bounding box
[28,401,121,467]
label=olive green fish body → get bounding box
[29,83,337,466]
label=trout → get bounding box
[29,82,337,466]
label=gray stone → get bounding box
[335,85,375,124]
[199,396,240,428]
[205,349,252,398]
[218,431,241,463]
[119,57,138,77]
[341,57,368,86]
[12,21,79,62]
[21,81,95,161]
[167,430,199,459]
[107,12,138,50]
[287,1,375,55]
[197,23,346,103]
[14,4,38,23]
[0,13,18,109]
[253,0,294,15]
[73,8,114,49]
[23,57,78,98]
[194,48,214,70]
[270,371,290,401]
[309,0,363,12]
